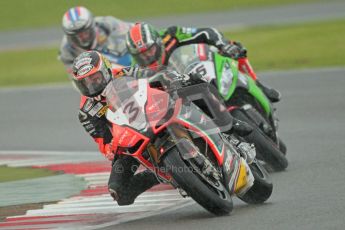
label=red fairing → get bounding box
[145,87,170,131]
[177,119,225,166]
[151,98,183,134]
[238,57,257,81]
[110,123,149,154]
[109,123,170,180]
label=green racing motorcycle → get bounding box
[168,44,288,171]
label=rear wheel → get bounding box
[238,160,273,204]
[163,147,233,215]
[232,109,288,171]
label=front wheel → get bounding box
[232,109,288,171]
[278,137,287,155]
[238,160,273,204]
[163,147,233,216]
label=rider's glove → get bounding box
[188,72,206,84]
[163,71,193,88]
[233,41,247,57]
[78,110,108,138]
[220,41,247,59]
[168,71,186,82]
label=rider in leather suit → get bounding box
[126,22,281,103]
[58,6,132,75]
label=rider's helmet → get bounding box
[62,6,97,50]
[126,22,165,69]
[72,51,112,97]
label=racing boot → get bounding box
[234,158,254,197]
[256,80,281,103]
[109,170,160,206]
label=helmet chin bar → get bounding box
[89,28,99,49]
[68,26,97,50]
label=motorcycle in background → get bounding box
[168,44,288,171]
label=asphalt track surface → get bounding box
[0,84,97,152]
[1,68,345,229]
[0,0,345,51]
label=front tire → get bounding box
[278,137,287,155]
[232,109,288,171]
[163,147,233,215]
[238,160,273,204]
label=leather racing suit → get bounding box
[59,16,132,75]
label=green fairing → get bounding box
[246,76,271,115]
[213,53,271,115]
[214,53,238,101]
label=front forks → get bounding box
[223,133,256,164]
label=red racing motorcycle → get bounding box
[104,69,272,215]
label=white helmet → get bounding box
[62,6,97,49]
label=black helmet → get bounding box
[72,51,112,97]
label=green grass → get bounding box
[0,0,321,31]
[0,166,56,183]
[0,18,344,87]
[224,19,345,71]
[0,48,67,86]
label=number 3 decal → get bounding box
[123,101,139,123]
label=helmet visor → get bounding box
[74,71,108,97]
[133,44,162,66]
[70,26,96,49]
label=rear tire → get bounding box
[232,109,288,171]
[163,147,233,215]
[238,160,273,204]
